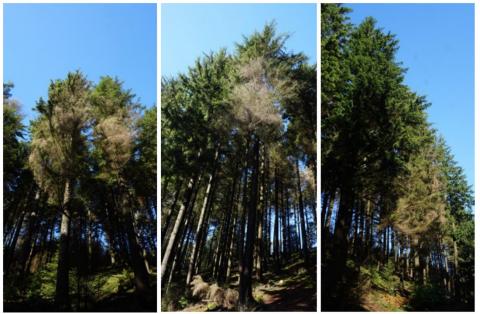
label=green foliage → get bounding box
[3,84,28,194]
[321,3,473,311]
[5,249,134,304]
[178,295,189,308]
[90,76,136,119]
[207,302,218,310]
[25,255,58,301]
[29,71,91,203]
[161,282,189,311]
[87,268,134,301]
[408,283,447,311]
[360,262,401,295]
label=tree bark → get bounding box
[296,159,310,267]
[186,147,219,284]
[254,147,265,280]
[125,210,150,293]
[160,173,198,281]
[239,137,260,308]
[161,178,183,246]
[55,179,72,310]
[273,168,281,272]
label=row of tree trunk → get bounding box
[161,138,314,308]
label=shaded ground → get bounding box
[255,259,316,311]
[179,254,317,312]
[4,268,157,312]
[359,289,408,312]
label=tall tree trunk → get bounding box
[161,178,183,246]
[239,137,260,308]
[166,192,197,292]
[329,185,354,299]
[195,180,217,275]
[281,180,288,259]
[412,238,422,285]
[125,210,150,293]
[321,192,330,236]
[273,167,280,272]
[351,206,359,257]
[160,172,198,281]
[453,239,458,298]
[285,188,292,257]
[55,179,72,310]
[443,248,451,294]
[4,210,27,273]
[225,215,237,283]
[186,147,219,284]
[218,173,240,284]
[293,203,300,251]
[237,137,251,283]
[255,147,266,280]
[296,159,310,267]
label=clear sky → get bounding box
[4,4,157,124]
[161,3,316,78]
[346,4,474,189]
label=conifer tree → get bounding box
[29,71,90,310]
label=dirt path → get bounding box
[180,257,317,312]
[254,262,316,311]
[257,283,316,311]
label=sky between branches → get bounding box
[347,3,474,189]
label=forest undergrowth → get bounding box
[4,259,157,312]
[163,252,316,312]
[322,258,472,311]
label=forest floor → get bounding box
[358,287,408,311]
[321,259,474,312]
[180,253,317,312]
[254,258,316,311]
[3,267,157,312]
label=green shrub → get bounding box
[359,261,401,294]
[87,268,134,300]
[408,283,446,310]
[25,255,58,301]
[161,283,190,311]
[178,295,189,308]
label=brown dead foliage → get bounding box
[189,275,239,310]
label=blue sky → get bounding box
[161,3,316,78]
[4,4,156,124]
[347,4,474,189]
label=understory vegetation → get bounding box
[321,4,474,311]
[161,23,317,311]
[3,74,157,311]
